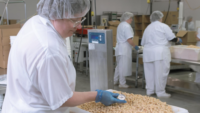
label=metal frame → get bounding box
[135,50,145,88]
[0,0,27,25]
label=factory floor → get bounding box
[75,69,200,113]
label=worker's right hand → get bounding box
[134,46,139,51]
[95,90,127,106]
[178,38,182,44]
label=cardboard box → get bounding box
[170,11,179,24]
[186,42,196,45]
[1,61,7,69]
[142,23,149,30]
[108,20,120,27]
[134,30,142,37]
[0,25,21,68]
[3,50,9,56]
[133,36,139,46]
[162,12,171,25]
[139,58,143,65]
[134,15,142,23]
[84,25,93,28]
[2,37,10,46]
[176,31,196,44]
[162,11,179,25]
[9,20,17,25]
[108,26,117,36]
[97,26,105,29]
[135,23,142,30]
[142,15,150,23]
[2,45,10,51]
[113,35,117,47]
[2,19,7,25]
[0,24,21,29]
[0,28,21,37]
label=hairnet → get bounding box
[37,0,90,20]
[150,11,163,22]
[187,16,193,21]
[120,12,133,22]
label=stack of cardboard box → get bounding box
[162,11,179,26]
[1,19,17,25]
[108,20,120,47]
[0,24,21,68]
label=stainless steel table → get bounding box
[171,59,200,66]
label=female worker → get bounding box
[141,11,182,98]
[114,12,139,88]
[182,16,195,31]
[2,0,126,113]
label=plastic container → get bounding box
[170,45,200,61]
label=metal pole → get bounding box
[24,2,27,21]
[94,0,97,29]
[150,0,153,14]
[0,0,10,25]
[6,6,9,25]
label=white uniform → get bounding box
[2,15,76,113]
[141,21,175,96]
[182,21,195,31]
[114,22,134,85]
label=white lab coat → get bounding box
[141,21,175,95]
[2,15,76,113]
[114,22,134,85]
[182,21,195,31]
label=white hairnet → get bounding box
[120,12,133,22]
[150,11,163,22]
[37,0,90,20]
[187,16,193,21]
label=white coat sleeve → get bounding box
[125,26,134,40]
[37,54,73,110]
[163,25,176,41]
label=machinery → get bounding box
[171,24,179,32]
[100,15,109,26]
[88,29,113,91]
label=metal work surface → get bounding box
[172,59,200,66]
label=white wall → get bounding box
[182,0,200,21]
[0,0,38,22]
[93,0,142,15]
[0,0,199,24]
[93,0,178,15]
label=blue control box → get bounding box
[88,32,105,44]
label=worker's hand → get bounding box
[178,38,182,44]
[95,90,127,106]
[134,46,139,51]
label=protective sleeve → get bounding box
[170,37,178,42]
[37,54,73,110]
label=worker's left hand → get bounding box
[178,38,182,44]
[95,90,127,106]
[134,46,139,51]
